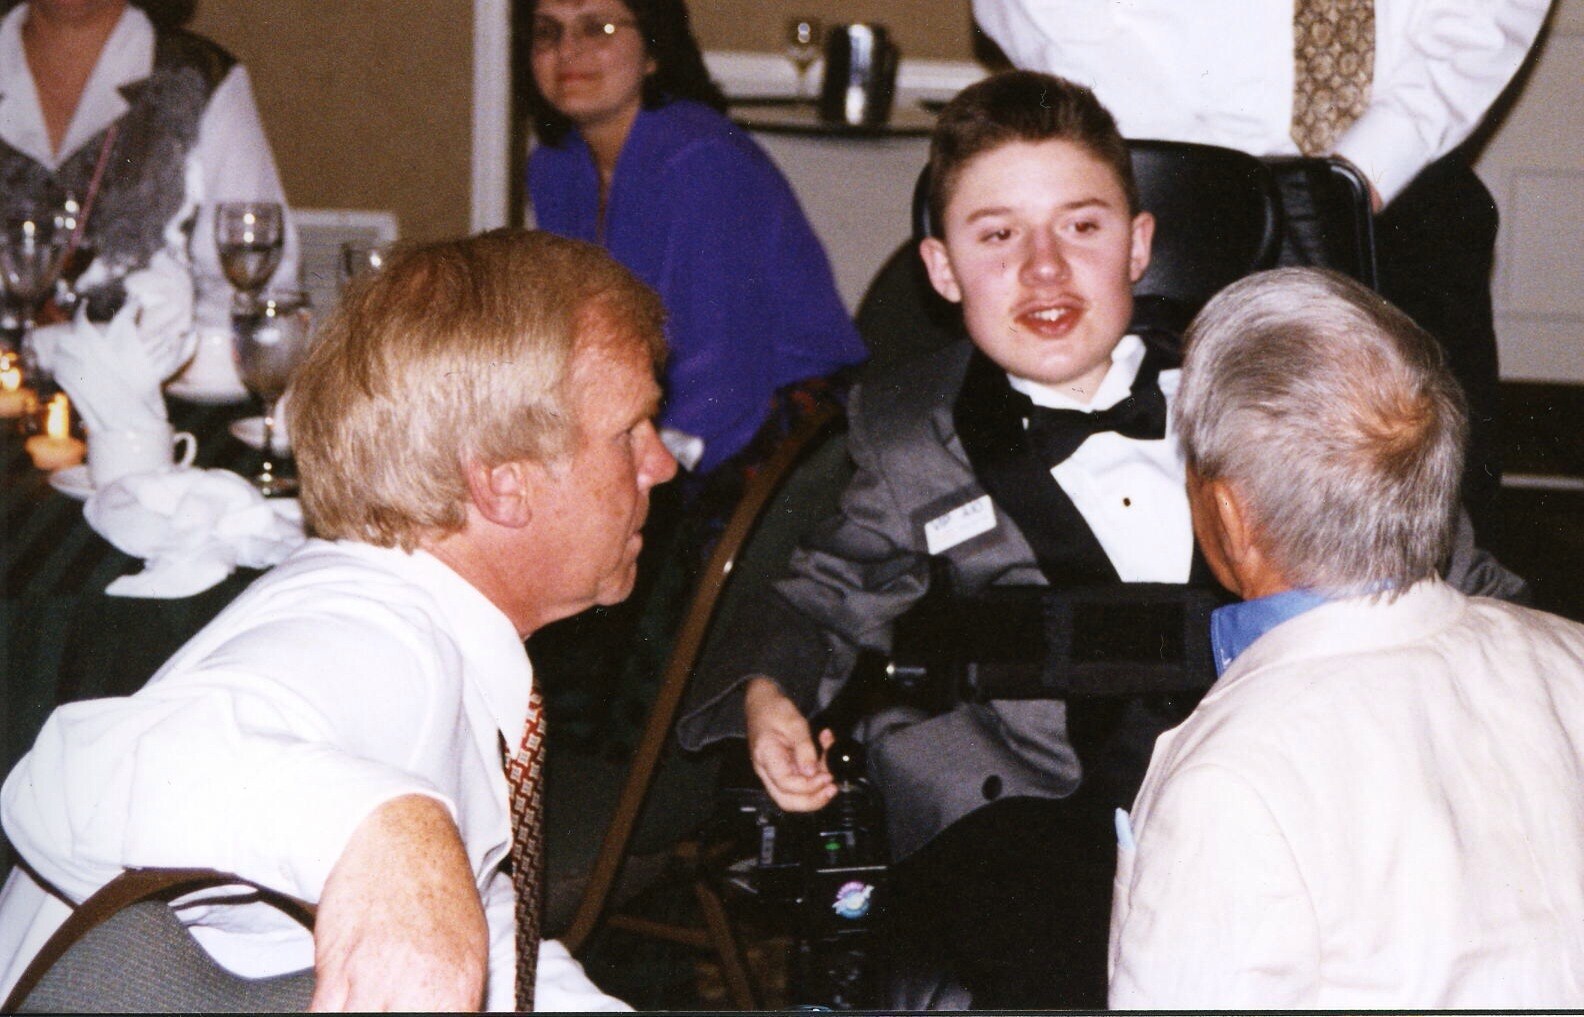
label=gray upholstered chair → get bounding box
[2,867,314,1013]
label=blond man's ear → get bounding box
[462,458,534,530]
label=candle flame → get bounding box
[44,393,70,439]
[0,354,18,393]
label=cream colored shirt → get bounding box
[1111,580,1584,1006]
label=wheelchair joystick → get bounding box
[826,736,864,784]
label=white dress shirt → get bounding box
[971,0,1552,204]
[1009,333,1193,583]
[1110,580,1584,1007]
[0,4,300,289]
[0,539,627,1011]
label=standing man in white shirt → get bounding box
[1110,266,1584,1006]
[0,229,677,1011]
[972,0,1553,542]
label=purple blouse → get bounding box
[529,100,866,473]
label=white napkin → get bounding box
[123,250,197,378]
[85,467,306,598]
[40,251,196,434]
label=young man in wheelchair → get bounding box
[678,70,1523,1009]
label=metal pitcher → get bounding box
[818,23,900,128]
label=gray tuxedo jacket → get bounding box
[677,339,1525,858]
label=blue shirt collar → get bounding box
[1210,588,1331,676]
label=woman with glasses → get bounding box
[524,0,864,482]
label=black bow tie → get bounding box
[1019,361,1168,468]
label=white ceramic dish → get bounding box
[47,465,94,501]
[165,376,251,405]
[228,416,291,454]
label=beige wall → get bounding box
[1477,0,1584,383]
[183,0,979,243]
[692,0,977,62]
[191,0,475,243]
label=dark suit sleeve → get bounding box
[1443,507,1529,603]
[677,383,934,748]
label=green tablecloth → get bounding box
[1,396,265,873]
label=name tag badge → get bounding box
[923,494,996,555]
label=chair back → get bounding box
[2,868,314,1013]
[853,242,962,382]
[1264,155,1380,289]
[293,207,399,318]
[1129,140,1283,334]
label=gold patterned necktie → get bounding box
[503,686,547,1012]
[1291,0,1376,156]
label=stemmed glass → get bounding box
[785,17,822,100]
[233,290,312,496]
[0,216,69,388]
[214,201,285,313]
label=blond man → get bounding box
[0,230,676,1010]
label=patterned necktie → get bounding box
[1290,0,1375,156]
[503,686,547,1012]
[1020,357,1168,469]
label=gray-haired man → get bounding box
[1109,268,1584,1007]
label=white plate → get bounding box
[229,416,291,454]
[166,376,250,405]
[48,465,94,501]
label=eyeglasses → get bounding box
[530,15,640,52]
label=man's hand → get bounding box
[309,795,488,1012]
[745,676,837,812]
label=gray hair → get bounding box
[1174,268,1467,596]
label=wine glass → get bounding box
[214,201,285,313]
[0,216,68,390]
[785,17,822,100]
[233,290,312,496]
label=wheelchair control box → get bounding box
[715,772,888,1008]
[719,780,888,937]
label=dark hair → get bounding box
[2,0,196,28]
[523,0,727,147]
[927,70,1137,236]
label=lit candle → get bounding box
[25,393,86,471]
[0,353,34,418]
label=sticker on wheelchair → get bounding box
[831,879,875,920]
